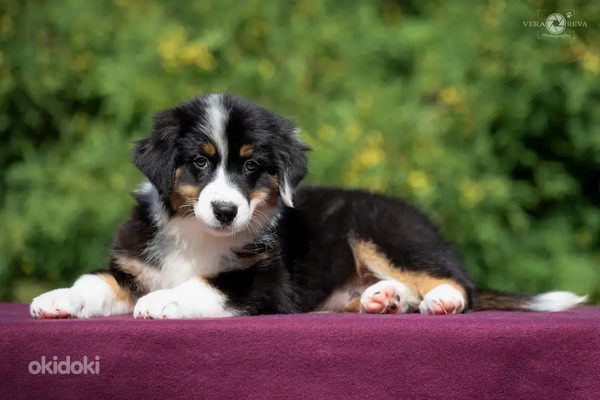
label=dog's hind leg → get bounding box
[348,238,468,315]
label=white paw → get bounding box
[419,284,466,315]
[30,288,84,319]
[360,279,419,314]
[134,278,238,319]
[133,289,183,319]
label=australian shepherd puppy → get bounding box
[30,94,586,319]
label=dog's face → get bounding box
[134,94,308,236]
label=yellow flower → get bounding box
[440,87,461,106]
[459,179,484,208]
[157,27,215,71]
[359,148,384,167]
[583,51,599,75]
[365,175,387,192]
[407,170,430,194]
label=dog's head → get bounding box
[133,94,309,236]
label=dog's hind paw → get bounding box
[419,284,465,315]
[360,280,417,314]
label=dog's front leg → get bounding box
[133,277,237,319]
[30,272,134,319]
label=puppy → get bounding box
[30,94,586,319]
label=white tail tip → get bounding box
[527,291,588,312]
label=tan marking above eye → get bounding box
[240,144,254,157]
[202,142,217,156]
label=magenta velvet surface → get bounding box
[1,303,599,399]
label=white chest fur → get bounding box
[141,217,251,291]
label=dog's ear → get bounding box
[133,109,180,197]
[275,122,310,208]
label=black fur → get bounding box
[133,110,181,197]
[203,186,474,314]
[95,94,545,316]
[32,93,581,320]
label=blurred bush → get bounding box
[0,0,598,303]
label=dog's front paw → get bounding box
[134,279,238,319]
[134,289,184,319]
[419,284,466,315]
[30,289,85,319]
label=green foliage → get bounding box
[1,0,599,303]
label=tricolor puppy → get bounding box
[30,94,586,319]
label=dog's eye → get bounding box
[194,156,209,169]
[244,160,259,173]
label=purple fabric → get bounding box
[1,303,599,399]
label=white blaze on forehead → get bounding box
[195,95,255,234]
[202,94,229,160]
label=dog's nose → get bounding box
[211,201,238,224]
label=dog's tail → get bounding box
[472,289,587,312]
